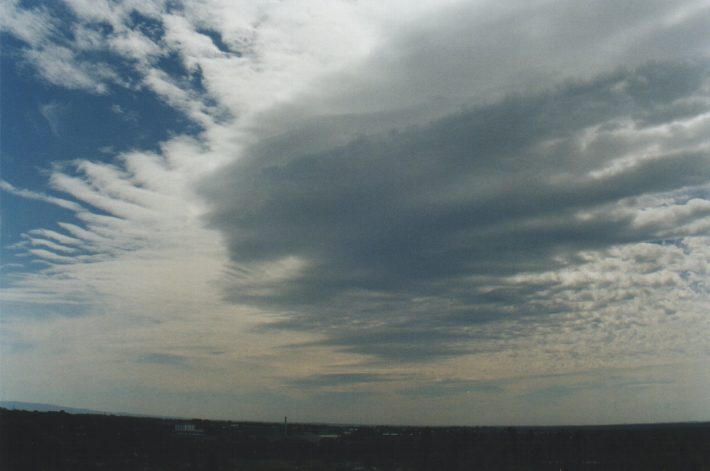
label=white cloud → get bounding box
[108,30,162,63]
[27,229,83,246]
[0,0,55,45]
[24,236,78,254]
[26,45,110,93]
[0,180,84,212]
[38,101,66,137]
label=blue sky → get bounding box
[1,42,193,259]
[1,0,709,426]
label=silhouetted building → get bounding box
[174,423,203,436]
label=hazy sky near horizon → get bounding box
[1,0,709,426]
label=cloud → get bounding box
[0,180,84,212]
[287,373,389,390]
[0,0,56,45]
[25,45,114,94]
[398,379,504,398]
[247,0,710,141]
[110,104,139,123]
[204,58,710,364]
[2,0,709,424]
[1,0,404,125]
[139,352,190,367]
[39,101,66,137]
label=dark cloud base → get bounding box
[204,59,710,362]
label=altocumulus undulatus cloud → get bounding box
[0,0,708,425]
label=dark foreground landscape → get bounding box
[1,408,709,470]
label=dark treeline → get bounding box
[1,408,709,470]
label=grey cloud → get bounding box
[398,379,503,398]
[138,353,190,367]
[615,379,674,389]
[204,59,710,361]
[254,0,710,137]
[522,385,580,405]
[286,373,390,389]
[305,328,474,362]
[288,373,505,399]
[522,376,675,406]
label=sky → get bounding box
[1,0,709,426]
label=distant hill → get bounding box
[0,401,110,415]
[0,400,180,419]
